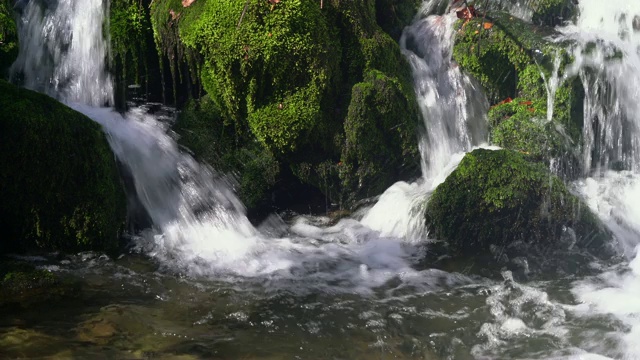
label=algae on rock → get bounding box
[425,149,614,276]
[0,80,126,253]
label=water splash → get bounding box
[400,11,488,180]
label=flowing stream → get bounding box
[3,0,640,359]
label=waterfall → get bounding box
[361,3,489,239]
[556,1,640,358]
[11,0,113,106]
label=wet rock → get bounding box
[0,261,80,309]
[0,80,126,253]
[425,149,617,279]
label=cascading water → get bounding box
[360,7,489,239]
[11,0,113,106]
[6,0,640,358]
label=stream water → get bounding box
[3,0,640,359]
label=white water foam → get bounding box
[558,1,640,359]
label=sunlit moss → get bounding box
[426,148,611,258]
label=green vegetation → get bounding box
[0,0,18,77]
[340,69,419,200]
[425,149,611,257]
[109,0,151,85]
[453,12,584,170]
[146,0,421,208]
[0,80,126,253]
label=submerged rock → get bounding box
[0,80,126,253]
[0,260,79,308]
[425,149,616,278]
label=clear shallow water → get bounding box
[4,0,640,358]
[0,248,633,359]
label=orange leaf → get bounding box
[483,22,493,30]
[519,100,533,106]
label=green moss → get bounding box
[0,0,18,77]
[175,95,279,210]
[453,13,584,174]
[150,0,421,207]
[151,0,340,155]
[425,149,611,257]
[488,97,576,164]
[0,80,126,253]
[109,0,151,86]
[452,13,551,103]
[340,69,419,200]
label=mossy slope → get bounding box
[0,80,126,253]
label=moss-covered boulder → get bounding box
[425,149,615,276]
[0,80,126,253]
[0,0,18,77]
[340,69,419,200]
[149,0,421,208]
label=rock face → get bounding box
[425,149,616,277]
[0,80,126,253]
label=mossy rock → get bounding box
[453,13,584,171]
[151,0,341,156]
[530,0,577,27]
[488,96,580,174]
[175,95,279,211]
[0,80,126,253]
[151,0,421,207]
[0,260,80,308]
[340,69,419,200]
[0,0,18,77]
[425,149,614,276]
[374,0,421,41]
